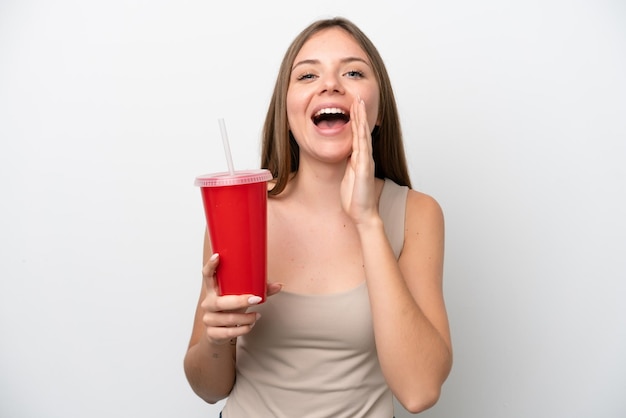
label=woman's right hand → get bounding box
[200,253,281,345]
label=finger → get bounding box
[350,99,372,183]
[205,312,262,344]
[352,96,371,161]
[350,98,360,157]
[202,253,220,293]
[358,98,373,157]
[201,293,263,313]
[206,325,253,344]
[203,310,261,329]
[267,282,284,297]
[355,97,371,162]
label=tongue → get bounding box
[317,119,346,129]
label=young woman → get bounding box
[184,17,452,418]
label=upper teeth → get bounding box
[315,108,345,117]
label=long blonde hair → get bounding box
[261,17,412,195]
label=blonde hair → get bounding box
[261,17,412,195]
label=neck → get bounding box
[282,158,347,211]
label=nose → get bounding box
[319,73,344,95]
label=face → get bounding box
[286,27,380,164]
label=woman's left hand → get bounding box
[341,96,378,226]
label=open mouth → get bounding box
[312,107,350,129]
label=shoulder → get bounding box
[399,189,445,277]
[405,189,444,236]
[406,189,443,214]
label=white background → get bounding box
[1,1,625,417]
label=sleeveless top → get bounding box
[221,179,409,418]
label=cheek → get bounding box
[367,100,380,127]
[285,97,297,127]
[286,91,306,124]
[360,86,380,127]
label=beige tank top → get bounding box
[222,179,409,418]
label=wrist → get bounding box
[354,214,384,232]
[201,333,236,349]
[208,337,237,348]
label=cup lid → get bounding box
[194,169,273,187]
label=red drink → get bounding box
[195,169,273,303]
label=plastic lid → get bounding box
[194,169,273,187]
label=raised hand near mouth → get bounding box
[341,95,378,227]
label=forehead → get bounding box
[295,27,369,62]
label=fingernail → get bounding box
[248,296,262,305]
[255,312,262,320]
[210,253,219,262]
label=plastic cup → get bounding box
[195,169,273,303]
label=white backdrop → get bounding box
[1,1,625,417]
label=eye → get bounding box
[296,72,317,81]
[345,70,365,79]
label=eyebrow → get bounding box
[291,56,371,71]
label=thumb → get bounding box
[202,253,220,293]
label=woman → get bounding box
[184,17,452,417]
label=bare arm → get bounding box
[184,310,237,404]
[183,231,264,403]
[358,191,452,413]
[342,97,452,413]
